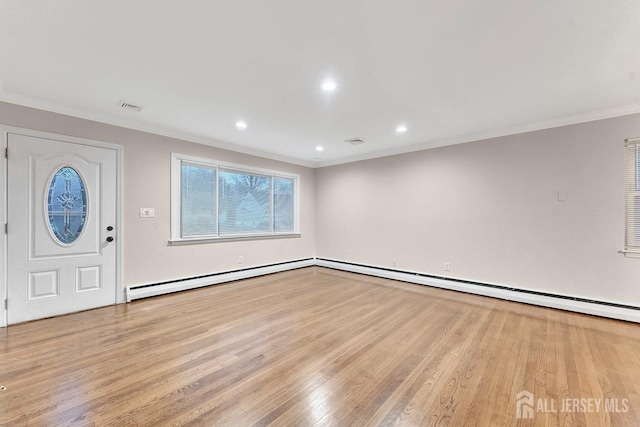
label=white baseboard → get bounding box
[315,258,640,323]
[125,257,640,323]
[126,258,315,302]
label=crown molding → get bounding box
[314,103,640,167]
[2,92,640,170]
[0,93,315,168]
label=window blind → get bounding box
[625,139,640,252]
[274,177,294,232]
[181,162,217,236]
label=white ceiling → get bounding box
[1,1,639,167]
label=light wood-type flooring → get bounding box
[1,267,640,426]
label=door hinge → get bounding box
[4,148,7,159]
[4,299,6,310]
[4,223,6,234]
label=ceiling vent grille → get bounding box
[119,101,143,112]
[345,137,366,145]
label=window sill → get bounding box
[169,233,301,245]
[619,250,640,258]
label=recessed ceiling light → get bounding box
[315,145,324,152]
[321,80,337,92]
[396,125,408,134]
[235,120,248,129]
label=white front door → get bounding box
[7,132,118,324]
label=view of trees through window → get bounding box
[180,161,295,238]
[219,170,271,235]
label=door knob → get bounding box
[106,236,114,242]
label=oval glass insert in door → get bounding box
[47,166,88,244]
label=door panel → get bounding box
[7,133,117,324]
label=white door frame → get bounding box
[0,126,124,327]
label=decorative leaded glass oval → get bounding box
[47,167,87,244]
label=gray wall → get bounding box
[0,102,316,287]
[315,114,640,306]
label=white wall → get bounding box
[3,100,640,311]
[315,114,640,306]
[0,101,316,287]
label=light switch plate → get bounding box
[139,208,155,218]
[557,191,568,202]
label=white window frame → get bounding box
[170,153,300,244]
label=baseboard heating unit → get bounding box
[126,258,315,302]
[126,257,640,323]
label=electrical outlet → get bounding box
[139,208,155,218]
[238,255,244,264]
[444,262,451,271]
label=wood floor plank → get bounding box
[1,267,640,426]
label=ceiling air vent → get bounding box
[345,137,366,145]
[119,101,143,112]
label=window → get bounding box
[171,153,299,242]
[625,139,640,253]
[47,166,87,245]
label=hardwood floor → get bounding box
[1,267,640,426]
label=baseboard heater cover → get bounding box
[315,258,640,324]
[126,258,315,302]
[126,257,640,323]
